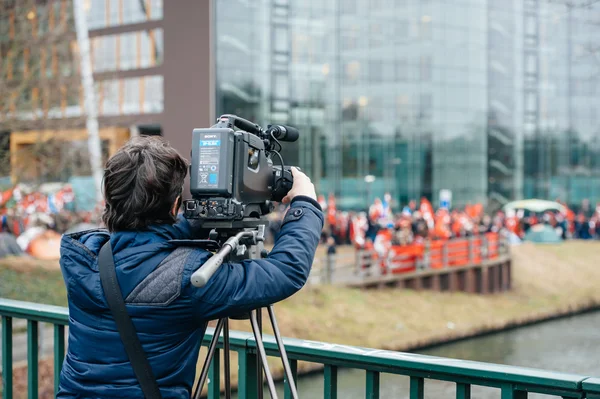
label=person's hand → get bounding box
[282,167,317,204]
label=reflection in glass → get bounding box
[212,0,600,209]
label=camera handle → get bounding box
[190,226,264,288]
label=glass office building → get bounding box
[215,0,600,209]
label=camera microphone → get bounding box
[267,125,299,142]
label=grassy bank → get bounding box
[2,241,600,396]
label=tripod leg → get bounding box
[250,310,279,399]
[193,318,225,399]
[257,309,263,399]
[224,318,231,399]
[267,305,299,399]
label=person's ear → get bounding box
[172,196,181,216]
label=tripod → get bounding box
[191,224,299,399]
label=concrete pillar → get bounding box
[163,0,215,197]
[448,271,458,292]
[394,279,406,289]
[465,269,476,293]
[481,266,488,294]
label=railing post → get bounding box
[456,383,471,399]
[207,348,220,399]
[283,359,298,399]
[442,241,449,268]
[468,236,475,264]
[499,234,507,255]
[27,320,39,399]
[54,324,65,395]
[481,235,488,260]
[237,349,258,399]
[410,376,424,399]
[365,370,380,399]
[419,240,431,270]
[324,364,338,399]
[2,316,13,399]
[327,253,334,284]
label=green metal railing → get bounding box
[1,297,599,398]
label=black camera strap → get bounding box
[98,241,163,399]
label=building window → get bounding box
[92,29,163,72]
[396,58,408,81]
[87,0,107,29]
[122,0,147,25]
[143,75,163,113]
[101,80,119,115]
[420,16,432,40]
[369,60,382,83]
[345,61,361,82]
[119,32,136,70]
[92,34,117,72]
[420,55,432,82]
[87,0,163,29]
[123,77,140,114]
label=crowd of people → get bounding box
[0,184,102,258]
[3,182,600,260]
[313,194,600,255]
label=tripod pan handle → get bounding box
[191,246,231,287]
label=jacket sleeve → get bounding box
[187,197,324,321]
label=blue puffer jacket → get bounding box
[57,197,323,398]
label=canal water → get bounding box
[234,311,600,398]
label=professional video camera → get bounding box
[183,114,298,223]
[185,115,302,399]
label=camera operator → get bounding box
[57,136,323,398]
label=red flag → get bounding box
[419,197,434,228]
[0,188,13,207]
[327,193,337,226]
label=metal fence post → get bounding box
[442,241,449,268]
[419,240,431,270]
[2,316,13,399]
[468,236,475,264]
[327,253,335,284]
[481,235,488,260]
[237,349,258,399]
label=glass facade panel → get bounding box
[100,80,119,116]
[91,29,163,72]
[119,32,136,70]
[122,77,140,114]
[95,75,162,116]
[212,0,600,209]
[87,0,162,29]
[143,75,163,113]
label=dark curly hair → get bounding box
[102,136,188,232]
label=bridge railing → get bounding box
[311,233,511,292]
[1,298,597,399]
